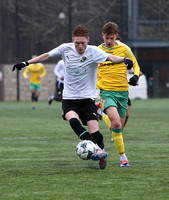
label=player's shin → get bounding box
[91,130,104,149]
[111,128,125,155]
[31,92,36,102]
[103,113,111,129]
[69,118,95,143]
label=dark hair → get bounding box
[102,22,118,35]
[116,35,122,42]
[72,25,89,38]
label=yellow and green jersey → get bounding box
[23,63,46,84]
[97,41,140,91]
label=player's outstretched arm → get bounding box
[12,53,51,71]
[107,55,133,69]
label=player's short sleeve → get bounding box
[92,46,109,64]
[49,44,66,58]
[38,63,44,68]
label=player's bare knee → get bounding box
[112,121,121,129]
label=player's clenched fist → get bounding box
[128,75,139,86]
[12,61,29,71]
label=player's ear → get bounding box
[87,37,90,42]
[72,36,74,42]
[102,33,104,39]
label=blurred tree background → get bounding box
[0,0,124,62]
[0,0,169,98]
[1,0,169,61]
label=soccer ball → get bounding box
[76,140,96,160]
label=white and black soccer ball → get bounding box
[76,140,96,160]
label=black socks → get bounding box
[69,118,104,149]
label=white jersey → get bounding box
[49,43,109,99]
[54,60,65,84]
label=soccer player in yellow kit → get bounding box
[96,22,140,167]
[23,55,46,109]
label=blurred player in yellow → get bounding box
[96,22,140,167]
[23,55,46,109]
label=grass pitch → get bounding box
[0,99,169,200]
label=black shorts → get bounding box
[62,99,98,126]
[128,97,131,106]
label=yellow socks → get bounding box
[103,113,111,129]
[32,102,36,109]
[111,128,125,155]
[102,112,125,156]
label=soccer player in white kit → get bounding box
[12,25,133,169]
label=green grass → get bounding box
[0,99,169,200]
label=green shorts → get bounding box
[100,90,128,118]
[30,83,41,92]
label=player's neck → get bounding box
[103,43,116,48]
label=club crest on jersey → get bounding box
[81,56,86,62]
